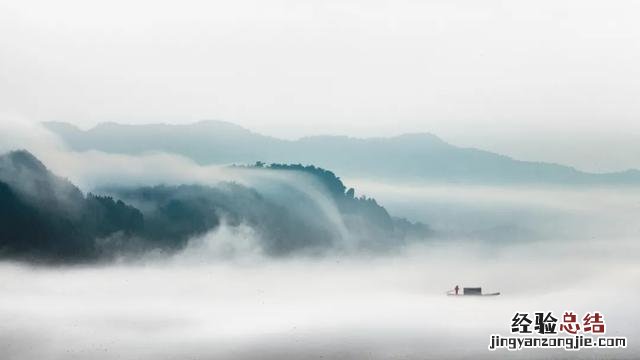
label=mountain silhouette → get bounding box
[0,150,143,261]
[45,120,640,185]
[0,150,430,262]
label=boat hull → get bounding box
[447,292,500,296]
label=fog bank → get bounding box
[1,240,637,359]
[1,181,639,359]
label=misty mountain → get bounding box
[100,163,431,255]
[45,120,640,185]
[0,151,430,262]
[0,150,143,261]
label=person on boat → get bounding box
[454,285,460,295]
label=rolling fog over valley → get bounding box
[1,187,638,359]
[3,0,640,357]
[0,121,638,359]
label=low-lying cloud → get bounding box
[1,117,638,358]
[1,234,638,359]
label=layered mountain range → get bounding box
[45,120,640,185]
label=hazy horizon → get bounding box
[35,118,640,175]
[3,0,640,172]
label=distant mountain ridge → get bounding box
[44,120,640,185]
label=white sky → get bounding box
[1,0,640,172]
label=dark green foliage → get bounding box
[83,194,144,238]
[0,151,432,262]
[109,183,339,255]
[0,180,113,261]
[0,180,89,260]
[248,163,431,250]
[265,163,347,197]
[0,151,144,262]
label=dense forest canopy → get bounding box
[0,151,431,262]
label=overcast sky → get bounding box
[1,0,639,172]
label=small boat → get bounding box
[447,287,500,296]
